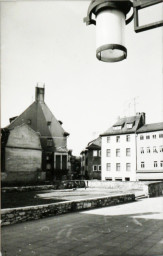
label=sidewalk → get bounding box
[2,197,163,256]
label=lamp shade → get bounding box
[96,9,126,62]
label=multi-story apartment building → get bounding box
[136,123,163,180]
[80,137,101,180]
[101,113,145,181]
[101,112,163,181]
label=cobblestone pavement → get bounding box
[2,197,163,256]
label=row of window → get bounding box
[140,146,163,154]
[106,148,131,157]
[140,134,163,140]
[105,177,130,181]
[113,123,134,131]
[107,135,130,143]
[106,163,131,172]
[27,119,52,126]
[141,161,163,168]
[106,133,163,143]
[93,165,101,171]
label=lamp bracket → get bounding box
[133,0,163,32]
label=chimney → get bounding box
[136,112,146,126]
[141,112,146,125]
[35,87,45,103]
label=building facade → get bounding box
[101,113,163,181]
[136,123,163,180]
[1,87,70,184]
[81,137,101,180]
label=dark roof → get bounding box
[101,114,143,136]
[6,101,69,137]
[5,88,69,153]
[137,123,163,133]
[86,137,101,150]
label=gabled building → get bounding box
[81,137,101,180]
[100,112,145,181]
[1,87,70,184]
[101,112,163,181]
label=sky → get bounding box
[1,0,163,155]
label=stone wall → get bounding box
[1,194,135,226]
[148,182,163,197]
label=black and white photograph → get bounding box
[1,0,163,255]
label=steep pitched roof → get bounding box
[101,114,144,136]
[6,101,69,138]
[137,122,163,133]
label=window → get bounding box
[116,163,120,171]
[106,149,111,157]
[98,165,101,171]
[27,119,31,125]
[116,136,120,142]
[153,135,156,139]
[141,162,145,168]
[154,161,157,167]
[47,121,51,126]
[47,138,53,146]
[140,147,144,154]
[107,136,110,143]
[126,135,130,142]
[113,126,122,130]
[125,177,130,181]
[126,163,131,171]
[93,165,97,171]
[140,135,144,140]
[147,147,150,153]
[153,146,158,153]
[126,148,131,156]
[116,149,120,157]
[126,123,133,129]
[160,161,163,167]
[105,178,112,181]
[159,134,163,138]
[106,163,111,171]
[146,135,150,139]
[93,150,98,157]
[115,178,122,181]
[160,146,163,152]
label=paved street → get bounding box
[2,197,163,256]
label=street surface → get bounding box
[2,197,163,256]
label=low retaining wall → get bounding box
[1,194,135,226]
[2,181,163,197]
[148,182,163,197]
[87,181,163,197]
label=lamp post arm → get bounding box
[133,0,163,32]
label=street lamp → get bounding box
[84,0,163,63]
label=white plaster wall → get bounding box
[102,134,137,181]
[137,131,163,171]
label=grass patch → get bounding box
[1,191,66,209]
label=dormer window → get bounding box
[27,119,31,125]
[126,123,133,129]
[113,126,122,131]
[47,121,51,126]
